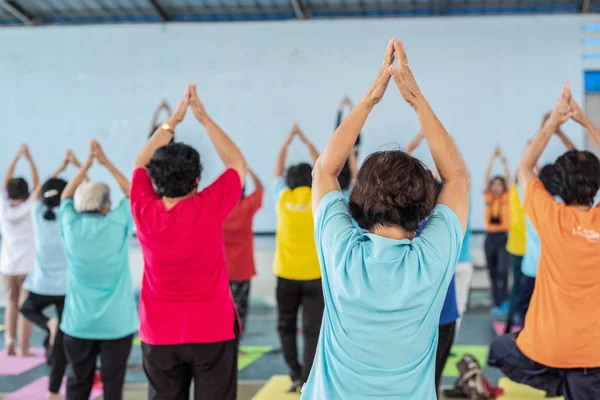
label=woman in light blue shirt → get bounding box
[304,38,469,399]
[20,150,86,399]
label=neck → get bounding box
[573,204,592,212]
[370,224,414,240]
[162,193,195,210]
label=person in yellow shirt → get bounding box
[272,123,323,393]
[504,180,526,329]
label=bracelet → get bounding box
[161,122,175,135]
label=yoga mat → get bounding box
[442,345,489,378]
[0,347,46,375]
[3,376,102,400]
[239,346,272,371]
[252,375,300,400]
[498,378,563,399]
[492,321,506,336]
[0,323,4,332]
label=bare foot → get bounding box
[46,392,64,400]
[5,343,16,356]
[47,318,59,347]
[19,350,35,357]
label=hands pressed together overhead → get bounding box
[166,84,210,128]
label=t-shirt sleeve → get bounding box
[201,169,242,221]
[130,168,159,221]
[415,204,463,281]
[524,178,559,231]
[59,199,79,229]
[314,191,361,275]
[248,187,264,214]
[272,178,287,204]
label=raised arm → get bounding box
[189,84,247,185]
[33,151,70,201]
[312,39,395,209]
[3,145,24,190]
[405,132,425,155]
[484,146,500,190]
[518,83,574,192]
[93,140,131,197]
[62,143,94,201]
[349,146,359,181]
[569,94,600,150]
[274,130,295,179]
[248,169,263,193]
[22,145,40,191]
[497,148,511,187]
[135,87,190,170]
[150,99,172,134]
[67,150,90,182]
[555,127,576,151]
[388,39,470,231]
[295,124,320,165]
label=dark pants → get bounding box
[505,254,523,332]
[484,232,510,307]
[488,333,600,400]
[230,280,251,336]
[63,333,133,400]
[513,275,536,326]
[435,321,456,395]
[142,327,239,400]
[276,277,324,383]
[20,292,67,394]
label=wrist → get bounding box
[165,118,179,130]
[411,96,429,112]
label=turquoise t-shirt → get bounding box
[23,202,68,296]
[302,192,463,400]
[59,198,139,340]
[458,205,472,263]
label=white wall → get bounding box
[0,15,583,231]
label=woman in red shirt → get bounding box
[223,169,263,339]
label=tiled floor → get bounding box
[0,306,503,399]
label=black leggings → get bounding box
[484,232,510,307]
[435,321,456,395]
[20,292,67,394]
[276,277,324,383]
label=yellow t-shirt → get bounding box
[273,180,321,280]
[506,184,526,256]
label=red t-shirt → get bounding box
[223,188,263,282]
[131,168,242,345]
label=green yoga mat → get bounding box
[442,345,489,378]
[0,324,4,333]
[132,337,271,371]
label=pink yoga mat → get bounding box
[4,376,102,400]
[0,347,46,375]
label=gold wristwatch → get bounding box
[161,122,175,135]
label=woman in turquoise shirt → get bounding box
[304,38,470,400]
[59,140,138,400]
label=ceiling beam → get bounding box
[147,0,169,21]
[0,0,38,25]
[290,0,309,19]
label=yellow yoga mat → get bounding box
[252,376,300,400]
[0,324,4,333]
[498,378,563,399]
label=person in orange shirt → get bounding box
[223,169,264,339]
[483,146,511,317]
[488,83,600,400]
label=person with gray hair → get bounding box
[59,139,138,400]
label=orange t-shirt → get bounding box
[484,192,510,233]
[517,178,600,368]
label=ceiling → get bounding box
[0,0,594,26]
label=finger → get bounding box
[393,39,408,70]
[388,64,401,86]
[383,37,395,66]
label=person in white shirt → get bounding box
[1,144,38,356]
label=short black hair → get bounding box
[147,143,202,198]
[349,150,435,232]
[286,163,312,190]
[149,125,175,144]
[538,164,560,196]
[6,178,29,201]
[41,178,68,220]
[338,161,352,192]
[554,150,600,207]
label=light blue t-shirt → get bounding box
[458,205,472,263]
[59,198,139,340]
[519,185,562,278]
[302,192,463,400]
[23,202,68,296]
